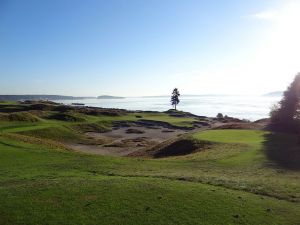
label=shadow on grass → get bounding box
[0,105,28,113]
[263,132,300,170]
[153,139,211,158]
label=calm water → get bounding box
[57,95,281,121]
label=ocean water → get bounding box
[57,95,281,121]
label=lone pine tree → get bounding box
[171,88,180,110]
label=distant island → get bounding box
[0,95,126,101]
[263,91,283,97]
[0,95,96,101]
[97,95,125,99]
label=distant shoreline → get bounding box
[0,95,96,101]
[0,93,283,101]
[0,95,126,101]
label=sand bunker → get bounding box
[69,126,187,156]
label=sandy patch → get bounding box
[69,126,187,156]
[87,126,185,141]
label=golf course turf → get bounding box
[0,102,299,225]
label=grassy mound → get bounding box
[52,105,73,112]
[131,138,211,158]
[47,113,86,122]
[165,109,204,119]
[135,119,194,130]
[0,104,29,113]
[77,107,127,117]
[28,103,56,111]
[3,133,71,151]
[26,110,51,118]
[136,114,197,128]
[0,112,40,122]
[18,126,81,142]
[213,123,265,130]
[71,122,111,133]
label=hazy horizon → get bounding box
[0,91,283,98]
[1,0,299,96]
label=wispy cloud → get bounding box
[250,9,279,21]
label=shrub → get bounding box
[216,113,224,119]
[47,113,85,122]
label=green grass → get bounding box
[136,112,197,127]
[0,115,194,144]
[0,103,299,224]
[1,177,299,225]
[183,129,300,201]
[192,129,266,145]
[0,135,299,225]
[191,129,267,165]
[0,103,200,134]
[0,110,197,143]
[81,112,197,128]
[0,101,18,105]
[19,126,81,142]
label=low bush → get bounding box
[0,112,40,122]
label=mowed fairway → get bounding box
[191,129,267,165]
[0,119,300,224]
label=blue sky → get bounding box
[1,0,299,96]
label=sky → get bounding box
[0,0,300,97]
